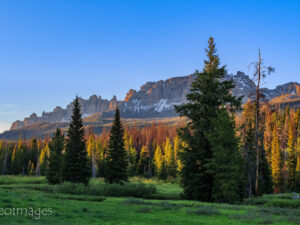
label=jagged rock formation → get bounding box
[7,71,300,133]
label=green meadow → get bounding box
[0,176,299,225]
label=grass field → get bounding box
[0,176,299,225]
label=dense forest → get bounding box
[1,37,300,203]
[1,101,299,191]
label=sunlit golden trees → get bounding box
[271,125,283,193]
[296,127,300,191]
[124,133,137,176]
[154,145,167,179]
[39,143,49,176]
[164,138,176,177]
[138,145,151,178]
[87,135,97,178]
[287,122,297,190]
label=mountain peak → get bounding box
[8,72,299,132]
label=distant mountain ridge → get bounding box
[3,71,300,139]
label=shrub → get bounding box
[30,181,157,198]
[51,194,105,202]
[243,197,266,205]
[0,176,46,185]
[266,199,300,209]
[123,198,181,210]
[187,206,220,215]
[243,194,300,208]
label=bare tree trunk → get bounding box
[255,49,261,196]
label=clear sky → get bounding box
[0,0,299,133]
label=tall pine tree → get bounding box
[137,145,152,178]
[287,123,297,190]
[46,128,64,184]
[105,107,128,183]
[175,37,242,201]
[63,96,90,185]
[206,109,244,203]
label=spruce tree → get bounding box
[0,142,5,174]
[258,137,273,194]
[241,102,256,197]
[206,109,244,203]
[175,37,242,201]
[63,96,91,185]
[137,145,151,178]
[46,129,64,184]
[30,138,38,171]
[105,107,128,183]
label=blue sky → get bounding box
[0,0,299,133]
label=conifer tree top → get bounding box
[204,37,220,73]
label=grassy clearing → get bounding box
[0,176,299,225]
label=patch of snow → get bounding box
[154,99,178,112]
[82,113,90,118]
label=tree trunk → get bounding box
[254,49,261,196]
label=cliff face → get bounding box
[9,71,300,131]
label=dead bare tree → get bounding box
[249,49,275,196]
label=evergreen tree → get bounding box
[63,97,91,185]
[46,129,64,184]
[27,160,35,175]
[10,137,27,175]
[97,140,107,177]
[105,107,128,183]
[0,142,4,174]
[137,145,151,178]
[287,124,297,190]
[175,37,241,201]
[206,109,244,203]
[258,137,273,194]
[30,138,38,171]
[241,101,256,197]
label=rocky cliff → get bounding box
[9,71,300,131]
